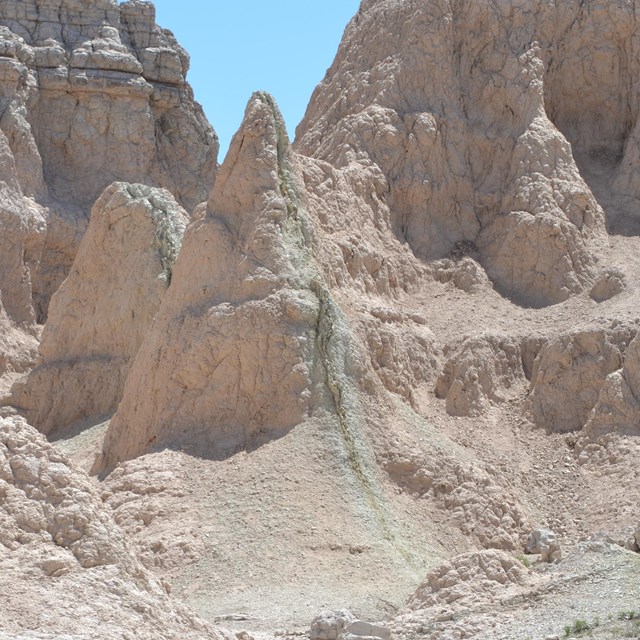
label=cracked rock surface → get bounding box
[0,416,229,639]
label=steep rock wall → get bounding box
[295,0,640,307]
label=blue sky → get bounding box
[148,1,361,160]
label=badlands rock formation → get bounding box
[525,325,632,432]
[4,0,640,639]
[585,331,640,439]
[0,0,217,391]
[100,92,321,469]
[435,334,526,417]
[6,182,189,435]
[0,114,45,391]
[0,416,226,639]
[297,0,622,308]
[390,543,640,640]
[405,549,531,610]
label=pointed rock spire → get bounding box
[99,93,320,470]
[5,182,189,435]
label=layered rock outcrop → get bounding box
[0,0,217,326]
[5,182,188,435]
[0,0,216,211]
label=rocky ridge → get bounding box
[99,92,321,469]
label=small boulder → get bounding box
[310,610,356,640]
[347,621,392,640]
[526,528,561,563]
[590,269,625,303]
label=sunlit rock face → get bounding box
[0,0,218,324]
[6,182,189,435]
[296,0,640,307]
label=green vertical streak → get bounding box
[258,91,411,562]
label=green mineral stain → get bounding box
[126,183,186,285]
[257,92,411,562]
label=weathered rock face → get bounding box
[359,311,439,407]
[436,334,526,417]
[0,107,46,385]
[99,93,322,469]
[381,442,531,552]
[0,130,46,328]
[6,1,640,635]
[590,268,626,303]
[0,299,39,394]
[406,549,530,610]
[0,0,217,322]
[295,0,639,307]
[0,416,225,639]
[0,0,216,211]
[5,182,188,435]
[585,332,640,439]
[525,325,637,433]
